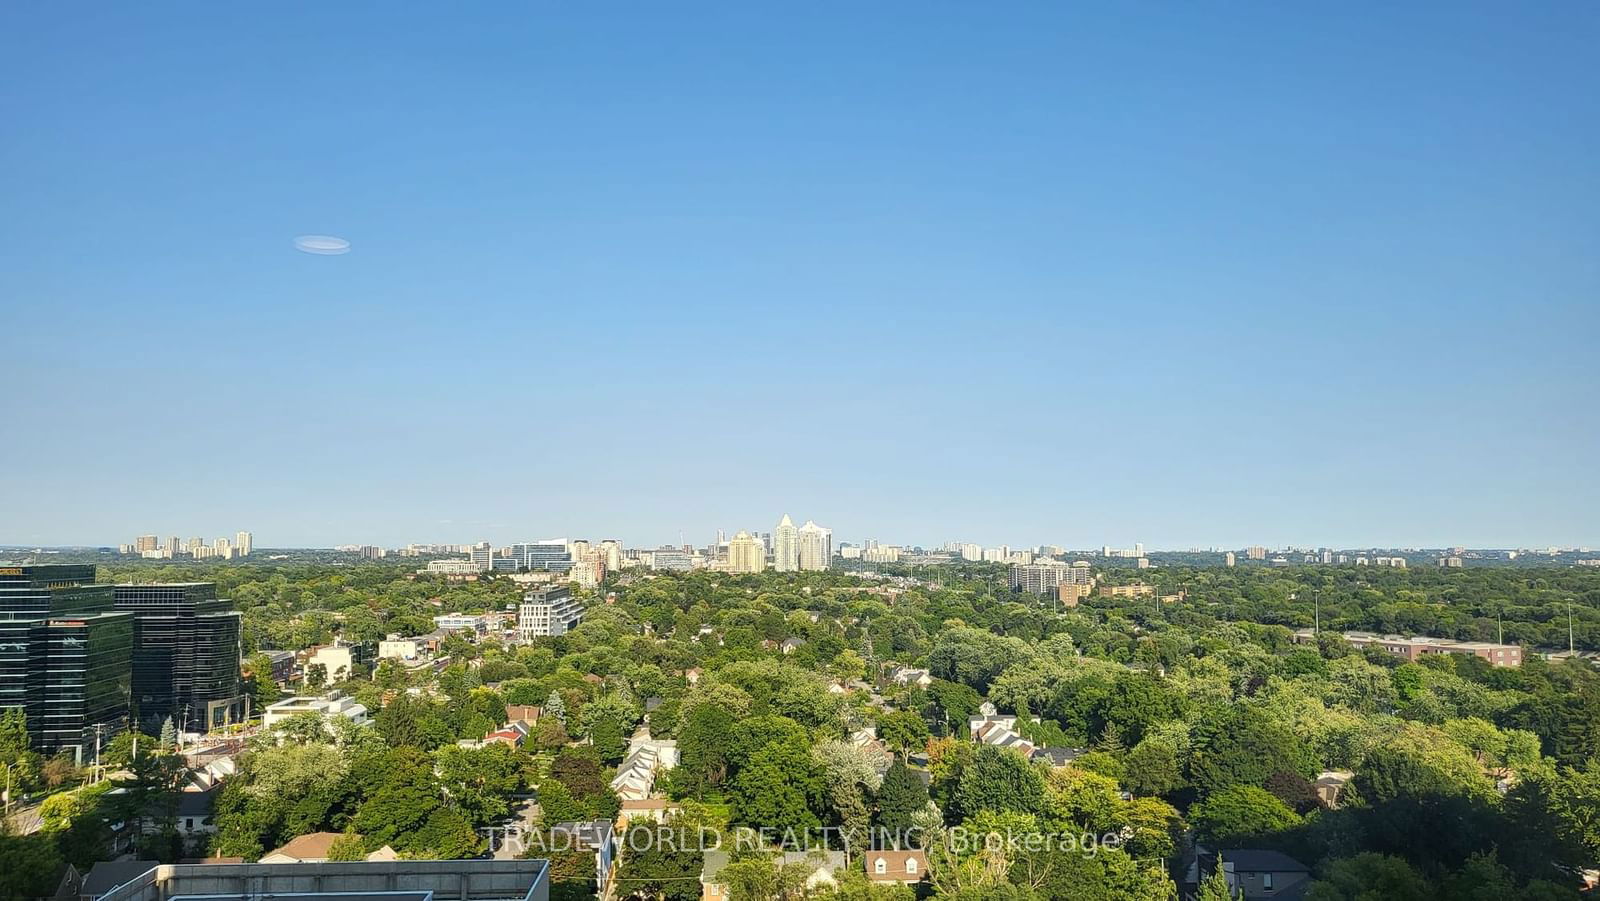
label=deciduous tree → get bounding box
[951,747,1045,822]
[1188,784,1301,845]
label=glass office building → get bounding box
[0,564,134,759]
[507,542,574,572]
[113,583,244,732]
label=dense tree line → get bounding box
[11,561,1597,900]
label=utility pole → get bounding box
[1570,601,1577,655]
[1314,589,1321,635]
[93,724,104,783]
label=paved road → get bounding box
[4,772,129,835]
[490,798,542,860]
[4,798,45,835]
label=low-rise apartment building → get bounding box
[518,586,583,640]
[1292,629,1522,667]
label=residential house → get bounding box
[260,832,346,864]
[848,727,894,774]
[80,861,160,901]
[617,798,683,826]
[185,756,237,792]
[779,851,848,891]
[260,832,397,865]
[888,666,932,688]
[969,713,1036,756]
[855,731,895,777]
[701,850,847,900]
[505,705,542,728]
[176,789,218,839]
[864,850,928,885]
[1183,849,1312,901]
[702,851,733,901]
[457,719,530,750]
[608,729,679,802]
[1313,771,1352,809]
[549,821,617,899]
[48,863,83,901]
[1032,746,1087,768]
[480,725,528,749]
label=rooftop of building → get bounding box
[83,860,163,898]
[264,695,367,714]
[92,860,551,901]
[263,831,347,861]
[173,893,428,901]
[619,797,678,810]
[1292,628,1519,649]
[548,820,614,849]
[0,563,97,577]
[1211,849,1311,873]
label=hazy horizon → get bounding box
[0,526,1592,555]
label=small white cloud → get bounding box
[293,235,351,255]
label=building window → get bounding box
[905,859,918,874]
[1263,873,1274,890]
[874,859,886,874]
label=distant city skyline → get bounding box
[1,522,1594,555]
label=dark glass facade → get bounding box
[0,565,134,759]
[113,583,244,732]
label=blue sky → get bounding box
[2,3,1596,550]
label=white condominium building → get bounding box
[797,520,832,571]
[262,695,369,729]
[773,514,800,571]
[518,585,583,640]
